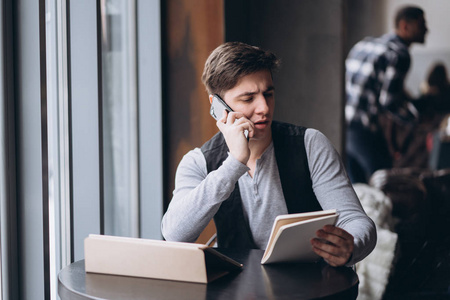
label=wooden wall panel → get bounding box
[164,0,224,241]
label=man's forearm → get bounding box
[161,150,248,242]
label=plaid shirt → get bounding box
[345,33,414,131]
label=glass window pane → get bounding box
[45,0,71,298]
[101,0,139,237]
[0,3,5,295]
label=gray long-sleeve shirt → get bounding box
[161,128,376,265]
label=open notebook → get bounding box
[261,209,338,264]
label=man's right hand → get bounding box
[216,110,254,164]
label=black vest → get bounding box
[200,121,322,249]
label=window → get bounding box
[45,0,71,297]
[1,0,163,298]
[101,0,139,238]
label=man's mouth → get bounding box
[254,120,270,128]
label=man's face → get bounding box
[223,70,275,141]
[408,15,428,44]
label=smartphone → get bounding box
[210,94,233,121]
[209,94,249,139]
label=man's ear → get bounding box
[399,20,413,40]
[397,19,410,36]
[209,94,213,104]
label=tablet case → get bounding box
[85,234,243,284]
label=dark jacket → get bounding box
[200,121,322,248]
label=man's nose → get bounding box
[254,94,269,114]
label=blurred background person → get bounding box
[415,62,450,119]
[345,5,428,183]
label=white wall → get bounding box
[381,0,450,96]
[381,0,450,52]
[227,0,346,151]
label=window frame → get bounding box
[1,0,163,298]
[0,0,19,299]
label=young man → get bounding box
[345,6,428,183]
[162,42,376,267]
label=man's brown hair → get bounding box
[202,42,280,97]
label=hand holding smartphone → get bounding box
[210,94,249,139]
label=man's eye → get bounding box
[264,93,274,98]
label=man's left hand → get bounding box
[311,225,354,267]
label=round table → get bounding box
[58,249,359,300]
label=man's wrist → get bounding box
[221,153,250,178]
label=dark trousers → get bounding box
[345,123,392,183]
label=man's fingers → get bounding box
[226,111,245,123]
[316,230,351,248]
[311,246,347,267]
[311,226,355,267]
[316,226,354,248]
[219,111,254,138]
[322,225,354,241]
[311,237,347,257]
